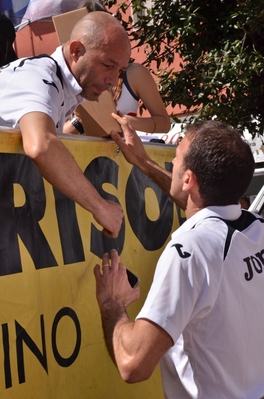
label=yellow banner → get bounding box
[0,131,184,399]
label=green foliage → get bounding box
[103,0,264,136]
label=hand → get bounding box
[110,112,177,204]
[92,199,124,238]
[94,249,140,309]
[110,112,151,168]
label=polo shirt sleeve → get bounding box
[2,57,64,127]
[136,228,224,343]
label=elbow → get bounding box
[23,137,53,161]
[23,144,43,160]
[162,117,172,133]
[155,116,171,133]
[118,358,154,384]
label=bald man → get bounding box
[0,12,131,238]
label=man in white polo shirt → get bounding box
[0,11,131,238]
[94,120,264,398]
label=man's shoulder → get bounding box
[21,54,59,69]
[168,216,227,259]
[12,54,64,88]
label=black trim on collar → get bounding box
[192,211,264,260]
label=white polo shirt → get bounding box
[137,205,264,399]
[0,46,84,133]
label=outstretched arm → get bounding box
[19,111,124,238]
[94,249,173,383]
[110,112,186,210]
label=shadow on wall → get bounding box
[15,19,59,58]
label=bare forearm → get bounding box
[125,115,170,133]
[20,113,101,213]
[20,112,123,237]
[32,137,102,213]
[94,249,173,384]
[99,299,130,365]
[141,158,172,193]
[99,300,151,383]
[139,158,186,209]
[99,299,168,383]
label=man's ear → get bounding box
[69,40,85,61]
[182,170,197,192]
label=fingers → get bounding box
[111,112,133,130]
[105,228,118,239]
[102,252,110,267]
[94,262,108,279]
[111,112,123,123]
[102,228,116,238]
[93,263,101,279]
[96,200,123,238]
[100,249,119,272]
[109,248,119,270]
[94,251,115,278]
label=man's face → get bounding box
[170,136,189,201]
[73,37,130,101]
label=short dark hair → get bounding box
[182,120,255,206]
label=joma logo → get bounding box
[243,249,264,281]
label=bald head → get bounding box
[70,11,130,51]
[65,11,131,101]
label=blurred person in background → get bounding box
[0,13,18,67]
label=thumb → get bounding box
[111,111,124,124]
